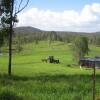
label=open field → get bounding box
[0,41,100,100]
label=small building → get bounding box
[79,56,100,69]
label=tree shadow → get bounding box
[0,73,100,82]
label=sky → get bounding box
[17,0,100,32]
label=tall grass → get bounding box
[0,74,100,100]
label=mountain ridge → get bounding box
[14,26,43,34]
[14,26,100,34]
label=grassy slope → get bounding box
[0,41,100,100]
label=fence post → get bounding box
[93,61,96,100]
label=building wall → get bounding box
[95,61,100,68]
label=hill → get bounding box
[14,26,100,36]
[14,26,42,34]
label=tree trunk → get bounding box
[8,0,14,76]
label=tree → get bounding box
[0,0,29,75]
[48,31,57,47]
[16,33,23,53]
[72,36,89,63]
[0,31,4,52]
[95,37,100,46]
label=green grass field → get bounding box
[0,41,100,100]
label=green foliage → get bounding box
[48,31,57,47]
[0,29,9,51]
[1,0,10,27]
[1,0,18,26]
[0,0,12,49]
[95,37,100,46]
[1,0,11,11]
[0,32,4,48]
[72,36,89,62]
[15,34,23,52]
[13,29,100,47]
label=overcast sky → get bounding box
[17,0,100,32]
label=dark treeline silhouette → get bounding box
[12,30,100,45]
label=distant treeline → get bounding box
[13,31,100,46]
[1,30,100,53]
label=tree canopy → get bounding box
[72,36,89,63]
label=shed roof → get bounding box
[80,57,100,62]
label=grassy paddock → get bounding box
[0,41,100,100]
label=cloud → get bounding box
[17,3,100,32]
[92,3,100,13]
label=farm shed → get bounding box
[79,57,100,68]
